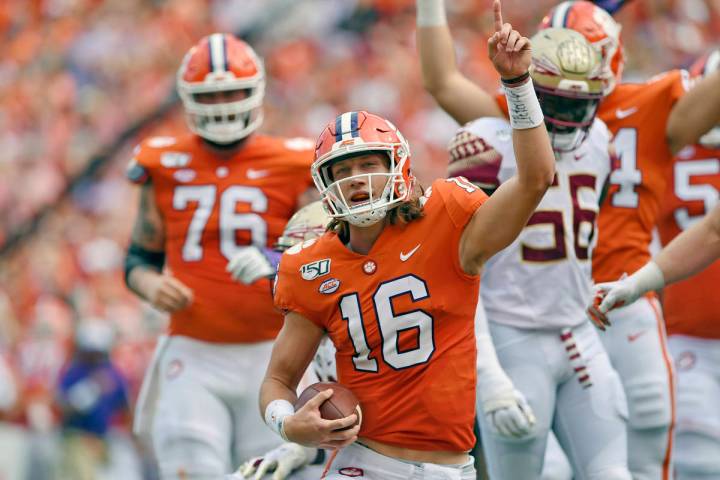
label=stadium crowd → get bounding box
[0,0,719,478]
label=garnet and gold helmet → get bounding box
[530,28,604,152]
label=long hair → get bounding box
[327,183,425,243]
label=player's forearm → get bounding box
[655,204,720,284]
[259,376,298,415]
[416,1,503,124]
[667,70,720,154]
[512,126,555,193]
[416,0,453,95]
[126,265,163,301]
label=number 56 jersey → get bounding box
[127,132,314,343]
[460,117,614,330]
[274,178,487,452]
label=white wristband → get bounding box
[630,261,665,294]
[264,399,294,441]
[503,78,544,130]
[417,0,447,27]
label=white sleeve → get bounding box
[474,297,516,412]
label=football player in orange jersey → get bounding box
[590,50,720,480]
[541,5,720,479]
[237,201,531,479]
[415,0,720,477]
[260,5,556,477]
[124,33,317,479]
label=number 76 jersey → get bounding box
[461,117,614,330]
[127,132,314,343]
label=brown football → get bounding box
[294,382,362,430]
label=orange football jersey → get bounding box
[495,70,689,282]
[657,144,720,339]
[127,133,314,343]
[593,71,690,282]
[274,178,487,452]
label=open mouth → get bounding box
[350,191,370,204]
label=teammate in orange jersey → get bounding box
[590,50,720,480]
[416,0,720,477]
[260,8,555,477]
[124,33,315,479]
[541,4,720,478]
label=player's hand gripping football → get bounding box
[484,388,536,438]
[488,0,531,80]
[587,274,639,331]
[226,246,276,284]
[144,274,193,312]
[283,389,359,450]
[236,442,316,480]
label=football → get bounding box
[295,382,362,430]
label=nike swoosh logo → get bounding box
[615,107,638,119]
[400,244,421,262]
[627,330,648,342]
[247,168,269,179]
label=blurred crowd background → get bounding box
[0,0,718,478]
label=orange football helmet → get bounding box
[177,33,265,144]
[311,111,415,227]
[690,49,720,148]
[540,1,625,96]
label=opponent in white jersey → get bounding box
[442,28,630,479]
[477,116,612,330]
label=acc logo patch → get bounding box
[301,259,330,280]
[318,278,340,294]
[339,467,364,477]
[160,152,191,168]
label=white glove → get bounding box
[237,443,316,480]
[226,246,276,284]
[587,262,665,330]
[484,389,536,438]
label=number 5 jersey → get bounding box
[274,178,487,452]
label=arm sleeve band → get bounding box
[124,244,165,286]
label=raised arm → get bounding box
[589,204,720,328]
[260,312,358,449]
[667,67,720,155]
[459,1,555,274]
[125,182,193,312]
[416,0,504,124]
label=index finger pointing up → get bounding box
[493,0,504,32]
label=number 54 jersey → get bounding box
[274,178,488,452]
[127,132,314,343]
[462,117,614,330]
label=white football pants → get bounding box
[137,335,281,479]
[599,297,675,480]
[324,443,476,480]
[480,321,631,480]
[668,335,720,480]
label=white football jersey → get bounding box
[466,117,613,329]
